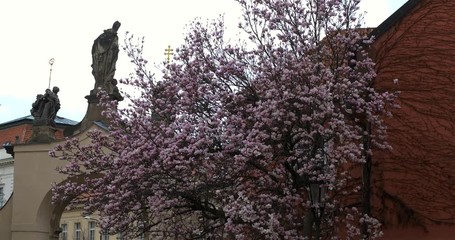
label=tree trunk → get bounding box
[303,209,315,239]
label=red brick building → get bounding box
[371,0,455,238]
[0,115,77,146]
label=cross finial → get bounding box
[164,45,174,63]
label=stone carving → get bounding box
[31,94,44,117]
[91,21,121,95]
[31,86,60,124]
[109,79,123,101]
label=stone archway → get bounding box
[35,189,70,240]
[0,124,103,240]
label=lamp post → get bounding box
[308,181,327,240]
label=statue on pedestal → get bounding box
[80,21,123,131]
[31,86,60,124]
[91,21,121,96]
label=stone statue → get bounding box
[91,21,121,95]
[31,86,60,124]
[44,87,60,120]
[109,79,123,101]
[31,94,44,118]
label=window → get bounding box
[0,185,4,207]
[137,233,145,240]
[100,230,110,240]
[60,224,67,240]
[117,232,124,240]
[74,222,81,240]
[88,221,96,240]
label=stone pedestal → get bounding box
[83,92,121,124]
[81,94,107,128]
[28,125,57,144]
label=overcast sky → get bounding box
[0,0,407,124]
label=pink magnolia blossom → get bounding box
[52,0,396,239]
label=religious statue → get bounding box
[109,79,123,101]
[31,94,44,118]
[31,86,60,124]
[91,21,121,95]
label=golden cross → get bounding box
[164,45,174,63]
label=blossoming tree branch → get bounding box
[51,0,397,239]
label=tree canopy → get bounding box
[52,0,396,239]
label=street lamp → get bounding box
[308,181,327,240]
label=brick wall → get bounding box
[0,124,33,144]
[370,0,455,236]
[0,123,66,145]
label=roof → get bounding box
[54,116,79,126]
[94,121,109,130]
[0,115,78,129]
[369,0,421,39]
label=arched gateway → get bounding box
[0,21,122,240]
[0,119,109,240]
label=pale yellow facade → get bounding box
[59,209,147,240]
[59,209,104,240]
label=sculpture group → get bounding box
[30,86,60,124]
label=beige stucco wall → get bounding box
[0,124,102,240]
[0,195,12,240]
[11,141,68,240]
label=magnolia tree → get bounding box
[52,0,396,239]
